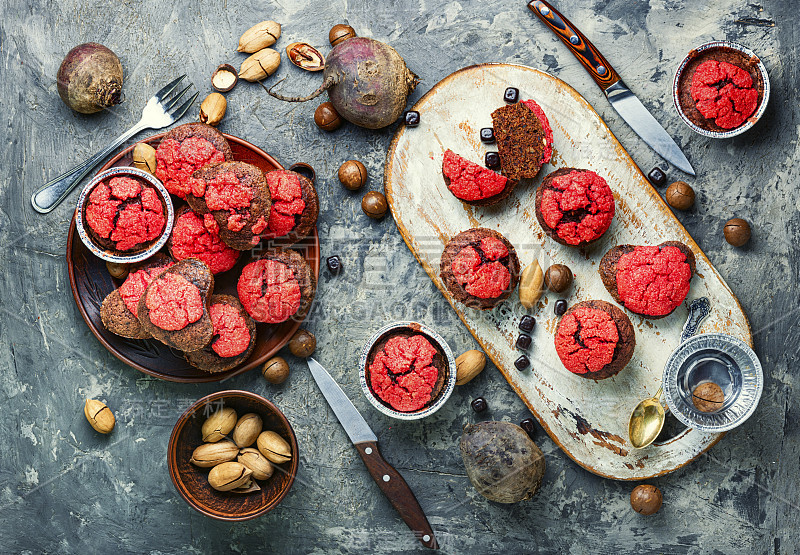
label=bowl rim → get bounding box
[75,166,175,263]
[672,40,770,139]
[167,389,299,521]
[359,321,457,420]
[662,332,763,432]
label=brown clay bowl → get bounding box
[66,133,320,382]
[167,390,299,521]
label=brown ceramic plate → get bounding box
[66,133,320,383]
[167,390,299,521]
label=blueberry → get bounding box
[480,127,495,144]
[514,355,530,370]
[519,315,535,333]
[648,167,666,187]
[516,333,532,350]
[471,397,488,413]
[520,418,537,438]
[403,110,420,127]
[326,255,342,275]
[504,87,520,103]
[554,299,567,316]
[485,152,501,169]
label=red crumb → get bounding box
[203,213,219,234]
[540,170,614,245]
[237,259,302,323]
[155,137,226,199]
[442,149,509,201]
[690,60,759,129]
[85,176,166,251]
[171,210,239,274]
[451,238,511,299]
[616,245,692,316]
[209,303,250,357]
[521,99,553,164]
[265,170,306,238]
[145,273,204,331]
[369,334,440,412]
[555,306,619,375]
[119,260,173,317]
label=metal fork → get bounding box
[31,75,198,214]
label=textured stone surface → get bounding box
[0,0,795,553]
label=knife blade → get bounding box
[527,0,695,176]
[306,358,438,549]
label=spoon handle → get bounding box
[680,297,711,343]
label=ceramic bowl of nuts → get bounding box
[167,390,298,521]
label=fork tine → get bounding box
[153,74,186,104]
[164,84,193,111]
[168,91,199,121]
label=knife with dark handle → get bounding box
[306,358,438,549]
[527,0,696,176]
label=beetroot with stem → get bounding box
[57,43,123,114]
[264,37,419,130]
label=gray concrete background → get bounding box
[0,0,796,553]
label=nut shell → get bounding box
[201,407,237,442]
[665,181,695,210]
[455,350,486,385]
[288,329,316,358]
[237,21,281,53]
[630,484,663,515]
[362,191,388,219]
[232,413,263,448]
[544,264,573,293]
[329,24,356,47]
[692,382,725,412]
[132,143,157,175]
[199,92,227,126]
[189,440,239,468]
[257,430,292,464]
[208,461,253,491]
[84,399,115,434]
[239,48,281,82]
[315,102,343,131]
[262,356,290,384]
[338,160,367,190]
[724,218,751,247]
[105,261,129,280]
[286,42,325,72]
[238,447,275,480]
[519,260,544,309]
[211,64,238,92]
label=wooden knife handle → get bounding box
[355,441,438,549]
[527,0,621,90]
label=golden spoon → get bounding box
[628,386,665,449]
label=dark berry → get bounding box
[403,110,420,127]
[471,397,488,413]
[554,299,568,316]
[516,333,532,350]
[480,127,495,144]
[326,255,342,275]
[504,87,519,103]
[648,167,666,187]
[514,355,530,370]
[520,418,537,438]
[485,152,501,169]
[519,315,535,333]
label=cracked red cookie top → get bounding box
[170,209,239,274]
[119,259,173,317]
[208,302,251,357]
[155,137,227,199]
[85,176,166,252]
[616,245,692,317]
[451,236,511,299]
[265,170,306,238]
[520,99,553,164]
[537,168,615,246]
[368,334,440,412]
[556,306,619,375]
[144,272,204,331]
[442,149,510,202]
[237,259,301,323]
[690,60,758,130]
[188,170,254,232]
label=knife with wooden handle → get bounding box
[527,0,696,176]
[306,358,438,549]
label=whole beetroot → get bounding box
[57,43,123,114]
[460,421,546,503]
[266,37,418,129]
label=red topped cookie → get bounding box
[535,168,615,247]
[600,241,696,318]
[167,205,239,274]
[263,169,319,243]
[690,60,758,130]
[441,149,516,206]
[554,300,635,380]
[520,99,553,165]
[185,294,256,373]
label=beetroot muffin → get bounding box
[83,174,168,254]
[441,149,516,206]
[137,258,215,351]
[554,300,636,380]
[677,46,765,132]
[491,101,547,180]
[155,122,233,199]
[186,161,271,251]
[185,294,256,372]
[535,168,615,248]
[262,169,319,243]
[237,248,316,324]
[366,329,448,413]
[100,254,173,339]
[167,205,239,274]
[600,241,696,319]
[440,228,521,310]
[520,99,553,165]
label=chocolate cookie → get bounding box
[441,149,517,206]
[185,294,256,373]
[262,169,319,244]
[167,205,240,274]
